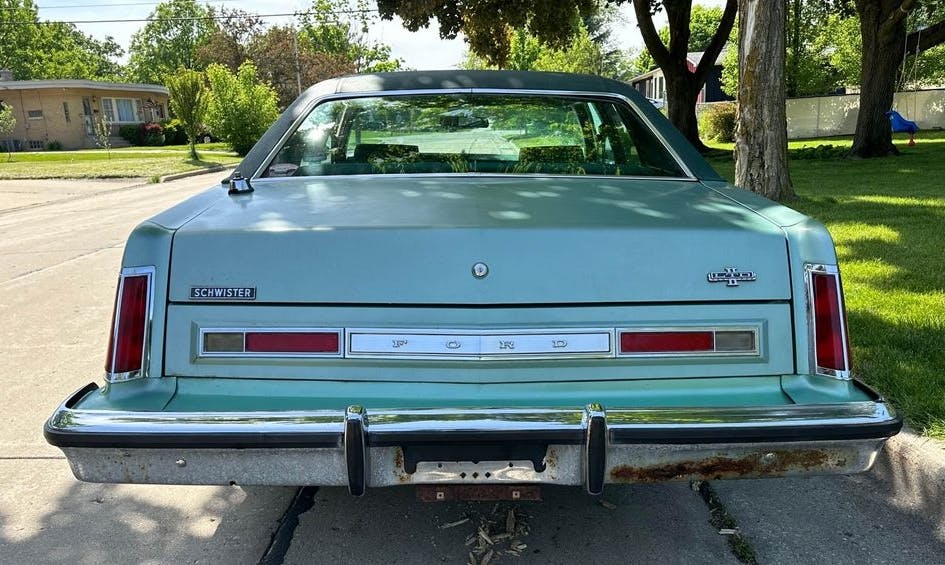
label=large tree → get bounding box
[632,1,738,151]
[127,0,217,84]
[194,8,264,73]
[0,0,124,80]
[851,0,945,157]
[735,0,794,200]
[249,26,356,108]
[301,0,403,73]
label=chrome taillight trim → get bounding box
[198,327,345,358]
[345,328,615,361]
[615,326,761,358]
[804,264,852,380]
[106,266,155,383]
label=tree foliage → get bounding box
[166,69,209,160]
[300,0,402,73]
[194,8,264,73]
[0,0,124,80]
[247,26,356,109]
[376,0,598,68]
[127,0,217,84]
[205,63,280,156]
[462,18,635,79]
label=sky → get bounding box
[34,0,727,70]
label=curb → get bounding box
[874,427,945,524]
[158,165,234,183]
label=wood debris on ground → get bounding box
[447,504,530,565]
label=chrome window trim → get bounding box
[106,266,155,383]
[251,172,696,184]
[198,327,345,359]
[345,327,616,361]
[250,88,696,181]
[615,325,762,358]
[804,263,852,380]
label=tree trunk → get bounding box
[851,1,910,158]
[735,0,794,201]
[665,66,708,152]
[632,0,737,153]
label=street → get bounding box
[0,171,942,564]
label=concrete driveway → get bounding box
[0,171,942,564]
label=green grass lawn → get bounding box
[706,130,945,439]
[0,145,241,180]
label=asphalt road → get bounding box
[0,172,942,565]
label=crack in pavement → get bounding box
[696,481,760,565]
[0,244,121,287]
[257,486,318,565]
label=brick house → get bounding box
[0,75,169,151]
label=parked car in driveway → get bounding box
[45,71,900,497]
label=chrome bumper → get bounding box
[46,383,901,494]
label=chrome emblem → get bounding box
[472,262,489,279]
[707,267,757,287]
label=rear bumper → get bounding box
[45,382,902,494]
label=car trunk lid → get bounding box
[169,176,790,304]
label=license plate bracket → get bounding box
[416,485,542,502]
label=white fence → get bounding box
[700,88,945,139]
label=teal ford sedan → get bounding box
[45,71,900,496]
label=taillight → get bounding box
[105,267,154,381]
[246,332,340,353]
[618,329,757,356]
[807,265,851,378]
[201,330,343,357]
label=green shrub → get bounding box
[139,121,165,146]
[700,102,737,143]
[205,62,280,156]
[161,119,189,145]
[791,144,849,160]
[46,140,63,151]
[119,124,141,145]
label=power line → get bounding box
[1,8,378,25]
[2,1,191,9]
[0,0,270,10]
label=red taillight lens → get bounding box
[810,270,850,374]
[620,331,714,354]
[106,273,151,375]
[245,332,340,354]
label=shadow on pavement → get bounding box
[0,474,294,565]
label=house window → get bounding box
[101,97,138,123]
[63,102,71,123]
[28,140,44,150]
[27,110,43,119]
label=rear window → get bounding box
[262,94,687,178]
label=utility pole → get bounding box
[293,28,302,96]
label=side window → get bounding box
[266,103,339,177]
